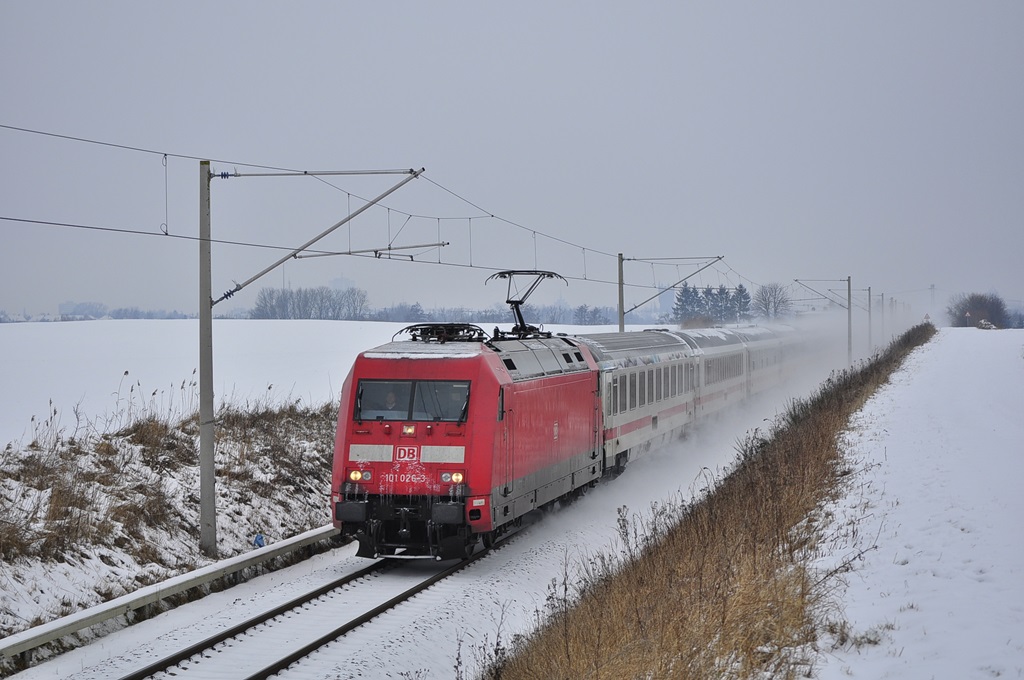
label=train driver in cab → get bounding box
[446,386,466,420]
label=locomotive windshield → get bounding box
[356,379,470,423]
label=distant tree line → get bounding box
[247,283,806,326]
[108,307,189,320]
[58,301,108,318]
[0,306,188,322]
[671,282,755,326]
[573,305,613,325]
[49,302,189,321]
[250,286,370,320]
[15,284,1022,329]
[248,286,635,325]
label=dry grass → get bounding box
[487,323,936,679]
[0,394,337,561]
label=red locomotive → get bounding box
[331,272,796,559]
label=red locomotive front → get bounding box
[331,332,503,559]
[331,320,604,560]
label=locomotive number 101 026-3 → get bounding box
[379,472,429,485]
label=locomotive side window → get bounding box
[356,379,470,422]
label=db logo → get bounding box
[395,446,419,462]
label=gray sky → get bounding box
[2,2,1022,319]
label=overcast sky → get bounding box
[2,2,1021,320]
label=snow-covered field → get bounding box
[0,320,411,450]
[2,321,1021,678]
[814,327,1024,678]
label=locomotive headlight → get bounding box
[441,472,452,483]
[349,470,371,482]
[441,471,465,484]
[451,472,464,483]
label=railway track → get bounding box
[112,543,502,680]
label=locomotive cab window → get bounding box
[356,380,470,422]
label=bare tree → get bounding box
[309,286,336,320]
[251,288,284,319]
[250,286,370,320]
[753,282,792,319]
[946,292,1008,328]
[338,287,369,320]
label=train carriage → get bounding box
[572,330,700,471]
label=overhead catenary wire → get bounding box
[3,207,751,311]
[793,279,849,310]
[420,173,620,260]
[210,169,424,304]
[1,122,764,305]
[0,215,368,255]
[0,214,660,292]
[0,123,389,175]
[2,123,613,263]
[3,121,611,257]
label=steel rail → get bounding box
[241,545,499,680]
[0,525,339,663]
[115,560,390,680]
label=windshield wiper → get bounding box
[457,386,470,424]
